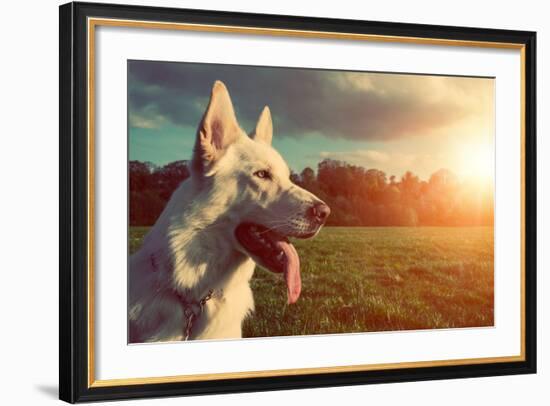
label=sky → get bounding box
[128,60,495,181]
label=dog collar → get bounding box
[149,253,217,341]
[177,288,215,341]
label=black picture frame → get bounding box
[59,1,537,403]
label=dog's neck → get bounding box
[142,178,251,300]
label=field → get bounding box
[129,226,494,338]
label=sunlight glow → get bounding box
[455,140,494,183]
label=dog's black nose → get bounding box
[309,202,331,223]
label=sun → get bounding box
[456,141,494,183]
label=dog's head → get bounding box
[190,81,330,303]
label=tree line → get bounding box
[129,159,493,227]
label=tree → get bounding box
[300,167,316,187]
[129,160,190,225]
[153,160,190,200]
[129,161,156,192]
[129,159,494,227]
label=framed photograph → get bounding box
[59,1,536,403]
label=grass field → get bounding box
[129,226,494,338]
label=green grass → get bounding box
[129,226,494,338]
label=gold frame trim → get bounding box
[87,17,527,388]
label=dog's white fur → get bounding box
[129,81,325,342]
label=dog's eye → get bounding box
[254,170,271,180]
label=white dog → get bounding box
[129,81,330,343]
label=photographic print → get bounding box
[128,61,495,343]
[60,4,536,401]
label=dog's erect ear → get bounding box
[193,81,241,172]
[251,106,273,145]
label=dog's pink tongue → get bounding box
[275,240,301,304]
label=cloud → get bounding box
[128,60,494,142]
[318,148,420,169]
[129,110,168,129]
[319,149,390,164]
